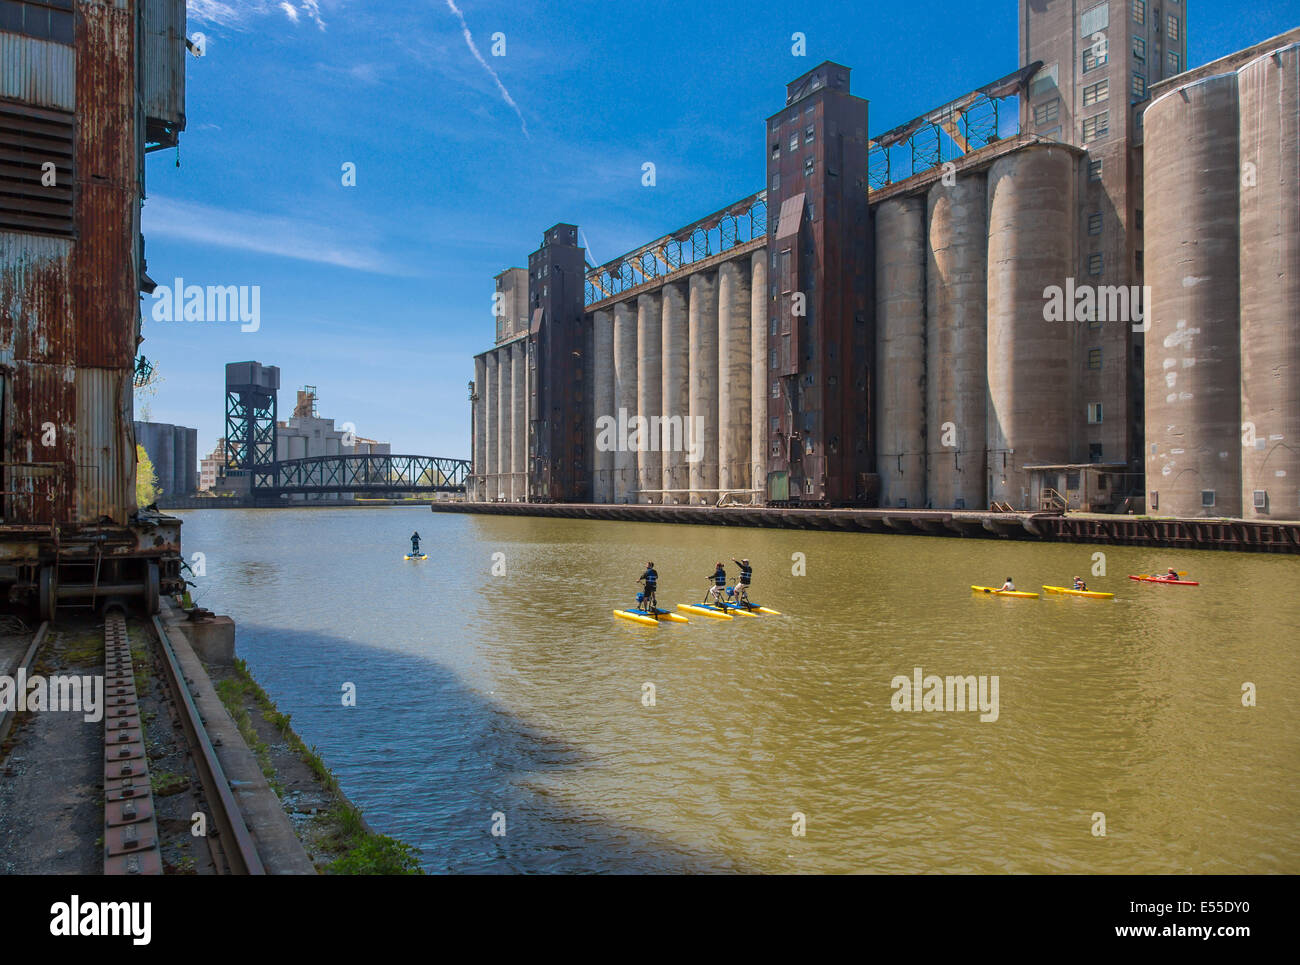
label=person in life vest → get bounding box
[410,532,422,557]
[707,562,728,609]
[1159,567,1181,581]
[638,562,659,613]
[730,557,753,607]
[1073,576,1087,591]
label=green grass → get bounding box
[314,805,422,875]
[150,770,190,797]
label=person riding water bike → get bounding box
[638,562,659,613]
[409,531,422,557]
[730,557,753,608]
[707,562,728,609]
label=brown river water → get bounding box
[174,507,1300,873]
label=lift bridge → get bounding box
[248,453,470,496]
[224,362,468,497]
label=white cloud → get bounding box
[188,0,327,31]
[443,0,530,139]
[143,196,415,277]
[279,2,300,23]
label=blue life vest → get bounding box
[713,569,726,586]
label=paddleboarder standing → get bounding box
[410,531,422,557]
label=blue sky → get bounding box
[141,0,1300,459]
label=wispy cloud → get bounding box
[143,196,416,277]
[188,0,327,31]
[442,0,530,139]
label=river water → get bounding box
[173,507,1300,874]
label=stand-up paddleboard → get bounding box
[971,585,1039,599]
[676,602,735,620]
[1128,575,1199,586]
[1043,585,1115,599]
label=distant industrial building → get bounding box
[198,438,227,491]
[470,3,1299,520]
[133,421,198,497]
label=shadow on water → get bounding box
[234,622,748,874]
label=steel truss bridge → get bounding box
[249,454,470,495]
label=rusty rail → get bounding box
[150,614,265,874]
[0,621,48,746]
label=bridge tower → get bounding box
[224,362,281,486]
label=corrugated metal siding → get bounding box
[5,361,76,524]
[76,367,135,522]
[72,1,138,368]
[141,0,185,130]
[0,231,74,365]
[0,32,76,111]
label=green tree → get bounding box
[136,444,162,506]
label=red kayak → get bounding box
[1128,575,1200,586]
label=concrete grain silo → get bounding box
[688,272,719,505]
[874,196,928,508]
[592,308,614,502]
[661,281,690,503]
[474,355,487,499]
[986,146,1076,508]
[1238,43,1300,519]
[717,258,752,495]
[926,174,988,509]
[613,301,637,502]
[636,293,663,504]
[750,250,768,492]
[1144,73,1242,518]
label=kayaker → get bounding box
[1161,567,1179,581]
[999,577,1015,592]
[410,531,422,556]
[731,557,753,607]
[1073,576,1087,591]
[708,562,728,609]
[638,562,659,612]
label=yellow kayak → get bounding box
[1042,585,1115,600]
[971,585,1039,599]
[676,603,734,620]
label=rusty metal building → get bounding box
[0,0,188,619]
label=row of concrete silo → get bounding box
[474,338,529,500]
[591,250,766,504]
[874,142,1077,510]
[1144,42,1299,519]
[133,421,198,498]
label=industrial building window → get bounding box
[1134,36,1146,61]
[1082,79,1109,106]
[1168,51,1181,73]
[1132,0,1146,25]
[1135,208,1143,230]
[772,142,780,159]
[1088,159,1103,181]
[1088,402,1104,424]
[1136,249,1144,272]
[1030,64,1059,98]
[771,172,781,191]
[1089,444,1104,463]
[805,202,815,221]
[1082,47,1108,73]
[804,156,814,176]
[789,133,798,152]
[1033,99,1060,126]
[1088,212,1103,234]
[0,100,75,236]
[1089,252,1104,274]
[1201,490,1216,508]
[805,126,815,144]
[770,350,778,370]
[1088,348,1103,369]
[1167,15,1179,41]
[1082,111,1109,143]
[1253,490,1268,510]
[0,0,74,43]
[1132,73,1147,100]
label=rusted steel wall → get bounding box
[1,2,141,526]
[140,0,185,131]
[73,0,139,370]
[0,33,76,111]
